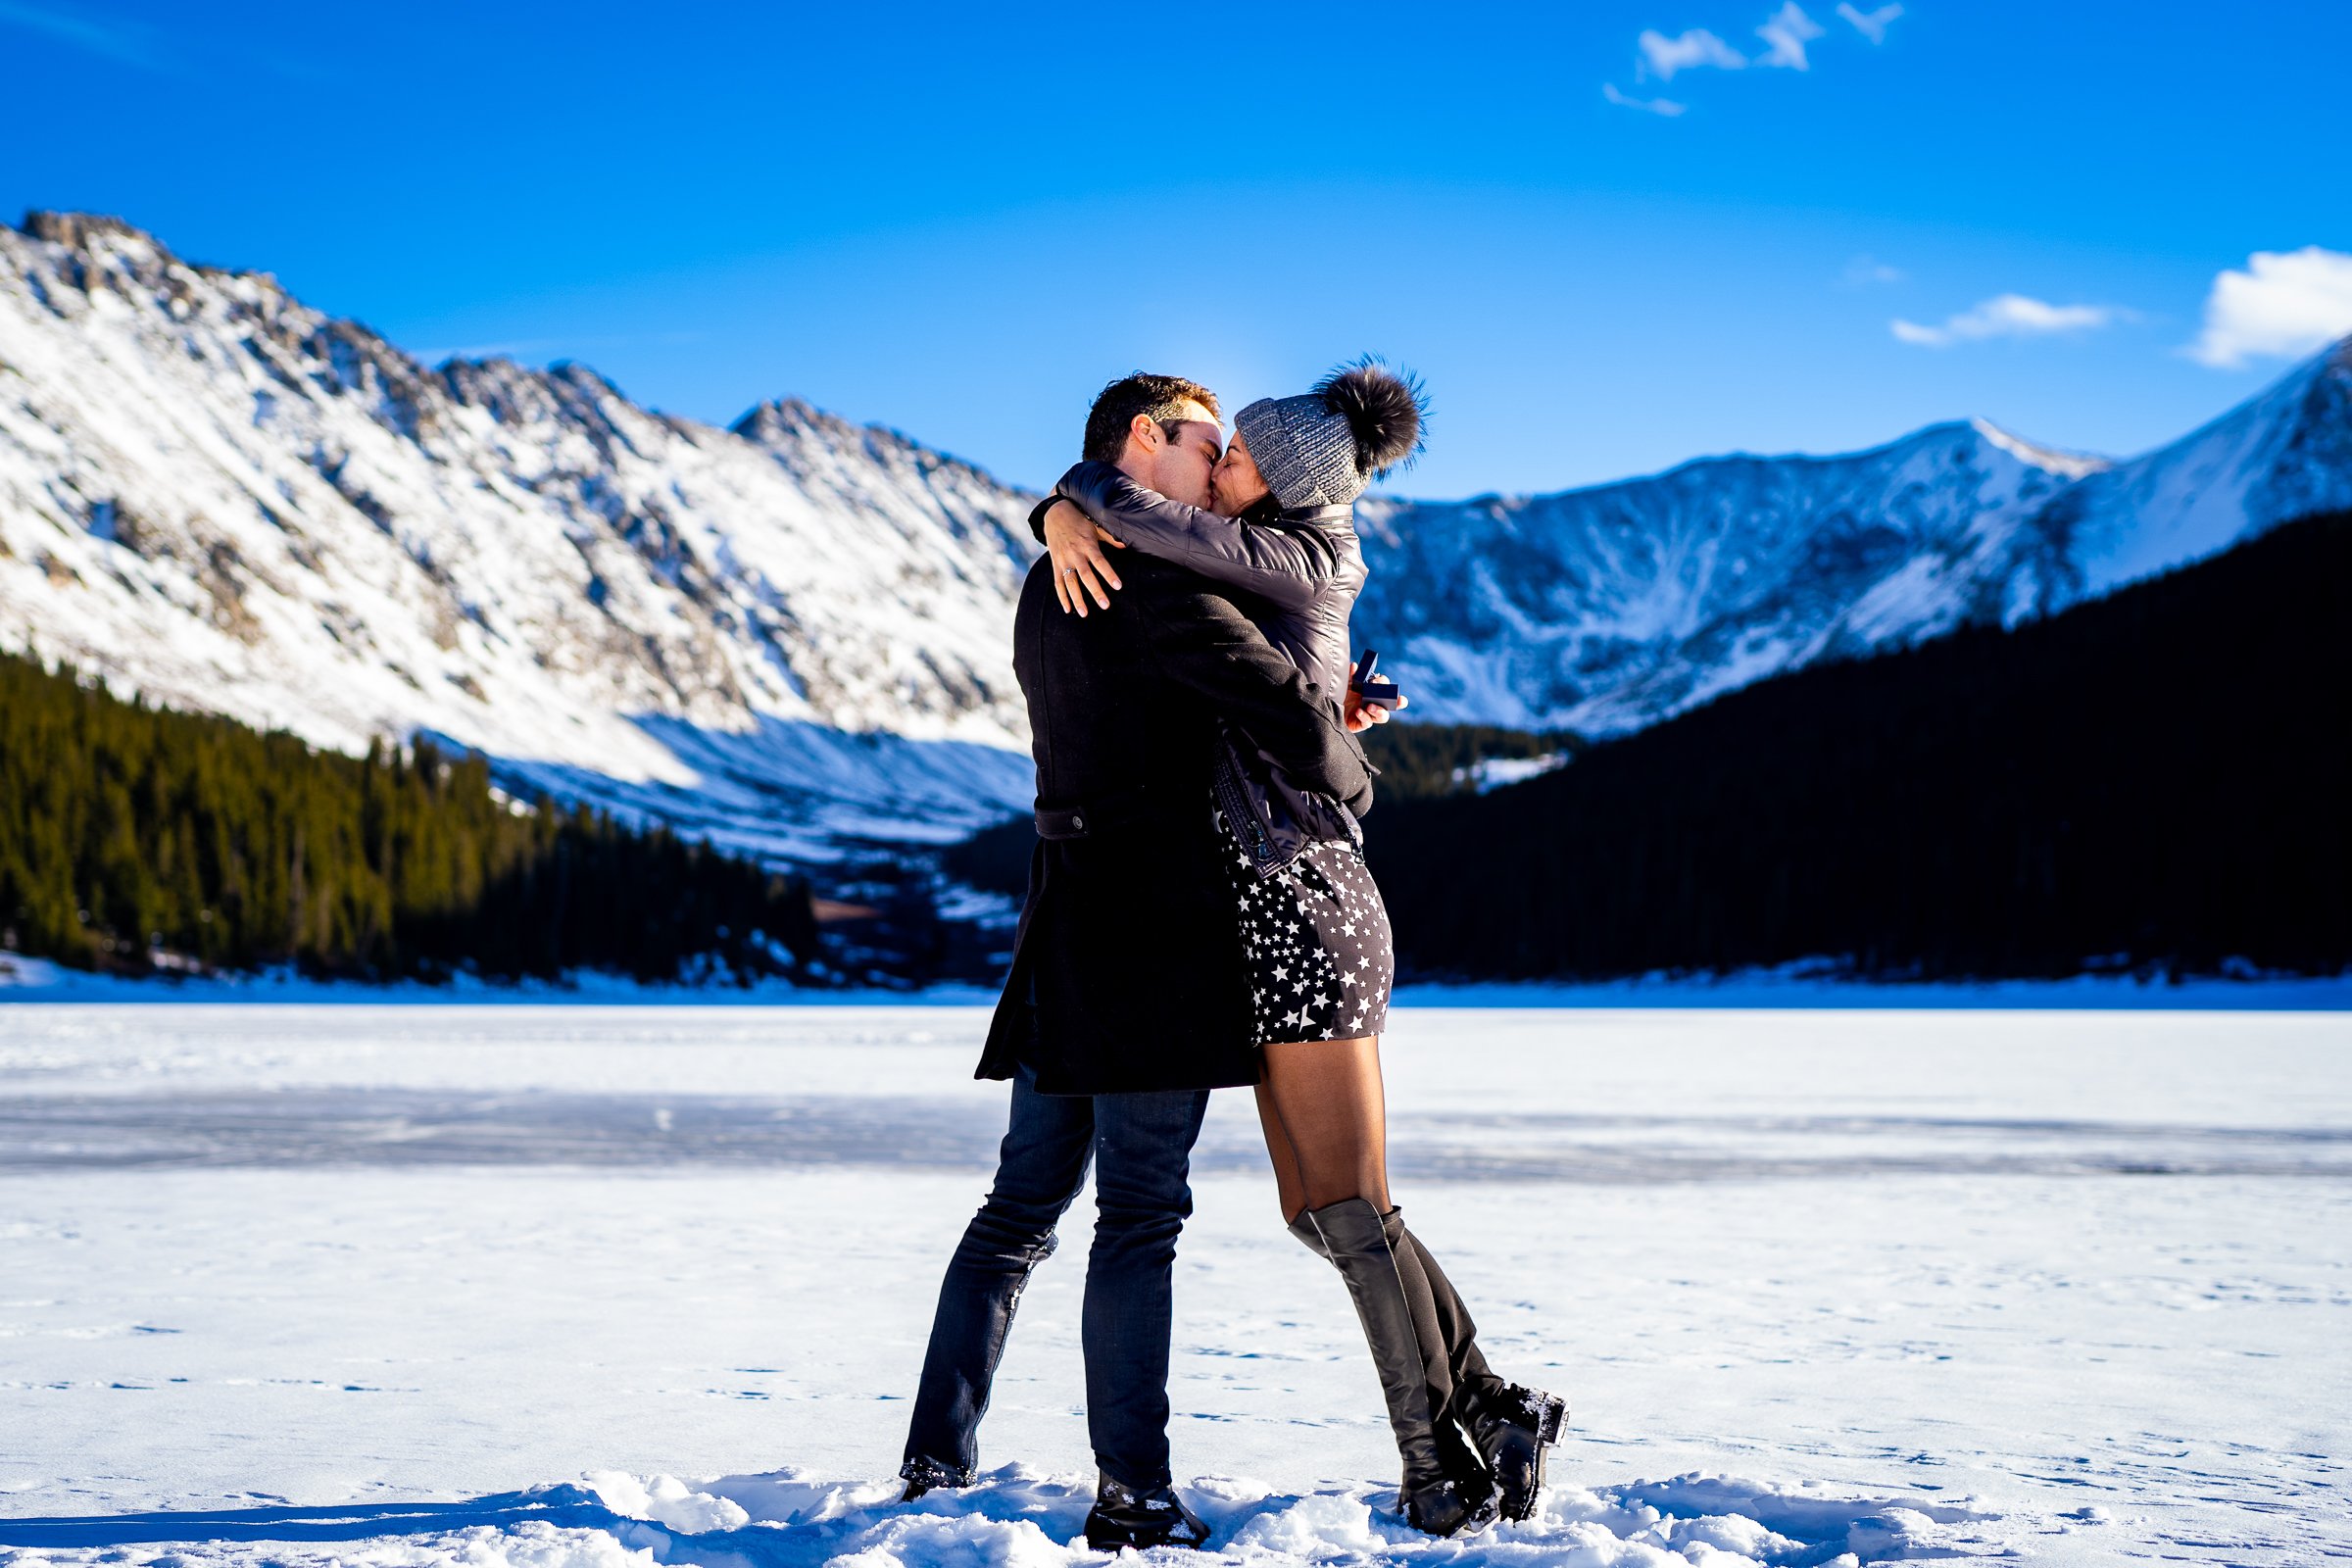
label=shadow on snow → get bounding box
[0,1467,2020,1565]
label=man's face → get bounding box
[1143,399,1223,508]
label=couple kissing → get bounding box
[896,366,1566,1548]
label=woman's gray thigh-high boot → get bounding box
[1289,1198,1493,1536]
[1393,1218,1568,1523]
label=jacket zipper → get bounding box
[1211,730,1278,866]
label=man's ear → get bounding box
[1128,413,1163,454]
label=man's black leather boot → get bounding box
[1081,1473,1210,1550]
[898,1454,974,1502]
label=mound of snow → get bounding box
[0,1466,2046,1566]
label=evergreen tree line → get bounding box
[1358,721,1587,801]
[0,653,817,983]
[1366,511,2352,982]
[941,723,1591,901]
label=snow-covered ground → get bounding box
[1,1004,2345,1566]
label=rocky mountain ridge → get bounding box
[0,213,1038,863]
[1354,338,2352,735]
[4,211,2346,862]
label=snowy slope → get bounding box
[1357,340,2352,734]
[0,214,1040,861]
[1353,418,2102,734]
[2046,335,2352,597]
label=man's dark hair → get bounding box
[1082,373,1220,464]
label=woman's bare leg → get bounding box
[1257,1035,1483,1416]
[1260,1033,1494,1520]
[1256,1035,1389,1221]
[1253,1081,1308,1223]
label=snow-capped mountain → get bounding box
[0,214,1039,862]
[4,211,2346,860]
[2042,336,2352,599]
[1355,336,2352,734]
[1353,418,2103,734]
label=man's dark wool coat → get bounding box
[978,552,1375,1096]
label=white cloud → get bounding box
[1891,294,2127,348]
[1754,2,1826,69]
[1604,81,1690,116]
[2183,247,2352,368]
[1623,3,1881,110]
[1843,255,1905,285]
[1836,2,1902,43]
[1638,26,1747,79]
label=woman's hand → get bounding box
[1044,500,1125,616]
[1344,661,1408,732]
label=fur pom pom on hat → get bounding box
[1234,357,1428,511]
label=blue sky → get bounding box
[5,0,2349,498]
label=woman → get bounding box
[1038,362,1567,1537]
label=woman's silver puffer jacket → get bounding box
[1051,462,1374,877]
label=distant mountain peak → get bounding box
[19,210,166,256]
[2047,333,2352,597]
[732,398,1014,492]
[1967,417,2111,479]
[1355,336,2352,735]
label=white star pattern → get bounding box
[1213,809,1393,1050]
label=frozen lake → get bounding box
[0,1004,2345,1565]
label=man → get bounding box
[899,373,1378,1549]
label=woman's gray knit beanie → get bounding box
[1234,360,1427,511]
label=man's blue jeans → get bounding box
[903,1067,1211,1491]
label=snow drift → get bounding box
[0,1466,2040,1566]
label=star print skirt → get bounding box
[1215,809,1395,1046]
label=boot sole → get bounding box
[1393,1495,1487,1539]
[1083,1517,1210,1551]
